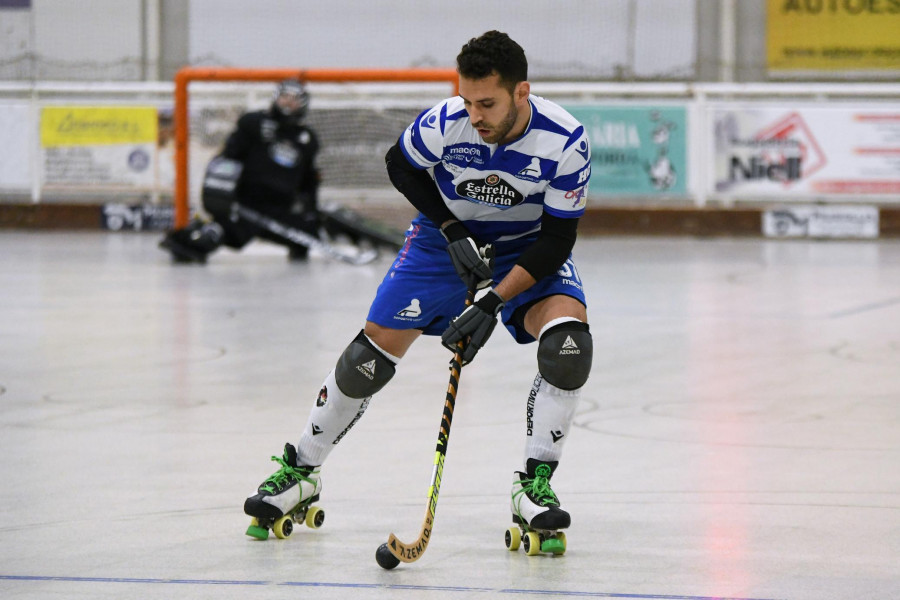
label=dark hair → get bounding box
[456,31,528,91]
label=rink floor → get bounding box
[0,230,897,600]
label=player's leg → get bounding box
[294,324,420,466]
[509,286,592,532]
[244,220,457,526]
[254,202,320,261]
[244,326,417,522]
[158,218,225,263]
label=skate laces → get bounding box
[515,464,560,507]
[260,454,315,494]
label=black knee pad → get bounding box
[537,321,592,391]
[334,330,397,399]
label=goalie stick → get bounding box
[383,278,478,564]
[232,203,379,266]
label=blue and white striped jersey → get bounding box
[399,94,591,243]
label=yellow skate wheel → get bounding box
[556,531,567,552]
[305,506,325,529]
[522,531,541,556]
[272,515,294,539]
[505,526,521,551]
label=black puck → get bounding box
[375,543,401,570]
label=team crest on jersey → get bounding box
[515,157,543,182]
[455,175,524,209]
[269,141,299,167]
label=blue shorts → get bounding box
[366,220,587,344]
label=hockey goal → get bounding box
[172,67,458,229]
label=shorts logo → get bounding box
[455,175,524,208]
[396,298,421,318]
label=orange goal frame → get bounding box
[172,66,459,228]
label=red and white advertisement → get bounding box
[711,105,900,198]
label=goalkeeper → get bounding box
[160,79,321,263]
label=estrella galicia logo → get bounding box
[455,174,524,208]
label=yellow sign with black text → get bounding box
[41,106,158,147]
[767,0,900,72]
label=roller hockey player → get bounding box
[160,79,321,263]
[244,31,592,556]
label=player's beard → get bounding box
[474,103,518,145]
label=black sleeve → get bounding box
[385,141,456,228]
[515,212,579,282]
[296,128,321,211]
[221,113,257,161]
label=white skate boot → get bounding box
[506,458,569,555]
[244,443,324,540]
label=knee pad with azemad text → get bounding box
[334,330,397,399]
[537,320,592,391]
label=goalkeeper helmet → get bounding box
[272,79,310,121]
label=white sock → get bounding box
[523,373,581,469]
[296,369,371,466]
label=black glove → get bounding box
[441,221,494,289]
[441,289,505,364]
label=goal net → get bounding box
[173,68,458,229]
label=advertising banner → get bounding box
[712,106,900,197]
[40,106,158,189]
[767,0,900,73]
[762,205,879,238]
[0,103,32,189]
[564,105,688,197]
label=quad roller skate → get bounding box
[244,443,324,540]
[505,459,569,556]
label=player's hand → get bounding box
[441,289,505,364]
[442,221,494,289]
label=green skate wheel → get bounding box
[305,506,325,529]
[246,518,269,540]
[522,531,541,556]
[272,515,294,539]
[541,535,566,555]
[505,526,521,551]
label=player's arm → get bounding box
[384,141,455,227]
[498,124,589,298]
[221,113,256,160]
[494,212,579,301]
[385,141,493,287]
[296,128,321,213]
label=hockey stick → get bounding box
[382,277,478,565]
[232,203,379,266]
